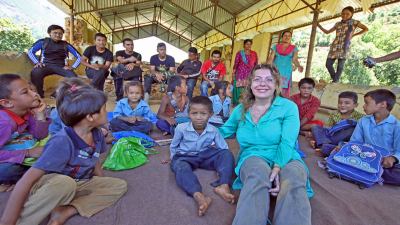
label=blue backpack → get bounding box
[326,141,390,188]
[327,119,357,137]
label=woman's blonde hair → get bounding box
[240,64,282,118]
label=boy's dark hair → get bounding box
[124,81,143,94]
[298,77,316,88]
[95,32,107,40]
[243,39,252,45]
[189,96,213,113]
[0,74,22,99]
[57,87,107,127]
[188,47,198,54]
[214,81,230,96]
[167,75,182,93]
[157,42,166,49]
[122,38,133,44]
[47,25,64,34]
[342,6,355,14]
[339,91,358,103]
[211,50,222,57]
[365,89,396,112]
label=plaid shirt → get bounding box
[328,19,360,59]
[290,93,321,121]
[327,110,365,127]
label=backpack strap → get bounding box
[327,119,357,136]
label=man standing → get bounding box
[200,50,226,97]
[144,43,176,103]
[177,47,202,100]
[80,33,113,91]
[112,38,143,100]
[29,24,81,98]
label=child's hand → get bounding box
[31,98,47,121]
[166,118,176,126]
[382,156,397,168]
[26,146,44,158]
[161,159,171,164]
[127,116,137,123]
[135,116,144,121]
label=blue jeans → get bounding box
[186,78,197,100]
[200,80,220,96]
[0,162,29,184]
[171,147,234,196]
[86,68,109,91]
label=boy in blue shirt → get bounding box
[0,86,127,225]
[350,89,400,185]
[168,96,235,216]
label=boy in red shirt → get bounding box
[290,78,324,136]
[200,50,226,96]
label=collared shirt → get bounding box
[290,93,321,121]
[0,110,50,164]
[351,114,400,162]
[327,110,364,127]
[201,59,226,80]
[177,59,202,78]
[328,19,360,59]
[113,98,158,123]
[170,122,229,159]
[209,95,231,118]
[33,127,106,180]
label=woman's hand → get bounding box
[269,166,281,196]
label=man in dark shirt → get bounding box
[144,42,176,103]
[81,33,113,91]
[111,38,143,100]
[177,47,202,99]
[28,25,81,98]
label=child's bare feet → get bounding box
[0,184,15,192]
[193,192,212,216]
[47,205,77,225]
[214,184,235,204]
[162,132,169,136]
[161,159,170,164]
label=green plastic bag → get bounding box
[103,137,157,171]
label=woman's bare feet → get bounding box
[0,184,15,192]
[214,184,235,204]
[47,205,77,225]
[193,192,212,216]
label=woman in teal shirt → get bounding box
[219,64,312,225]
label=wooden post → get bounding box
[305,0,321,77]
[70,0,74,44]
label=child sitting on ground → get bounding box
[208,81,232,127]
[290,77,324,136]
[0,84,127,225]
[167,96,235,216]
[49,78,91,135]
[156,75,190,135]
[0,74,50,192]
[110,81,157,134]
[350,89,400,185]
[310,91,364,149]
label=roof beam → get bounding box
[73,0,155,15]
[166,0,234,38]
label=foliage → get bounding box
[0,18,34,53]
[293,5,400,86]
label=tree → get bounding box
[0,18,34,53]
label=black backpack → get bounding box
[40,37,69,60]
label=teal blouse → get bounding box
[219,96,314,197]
